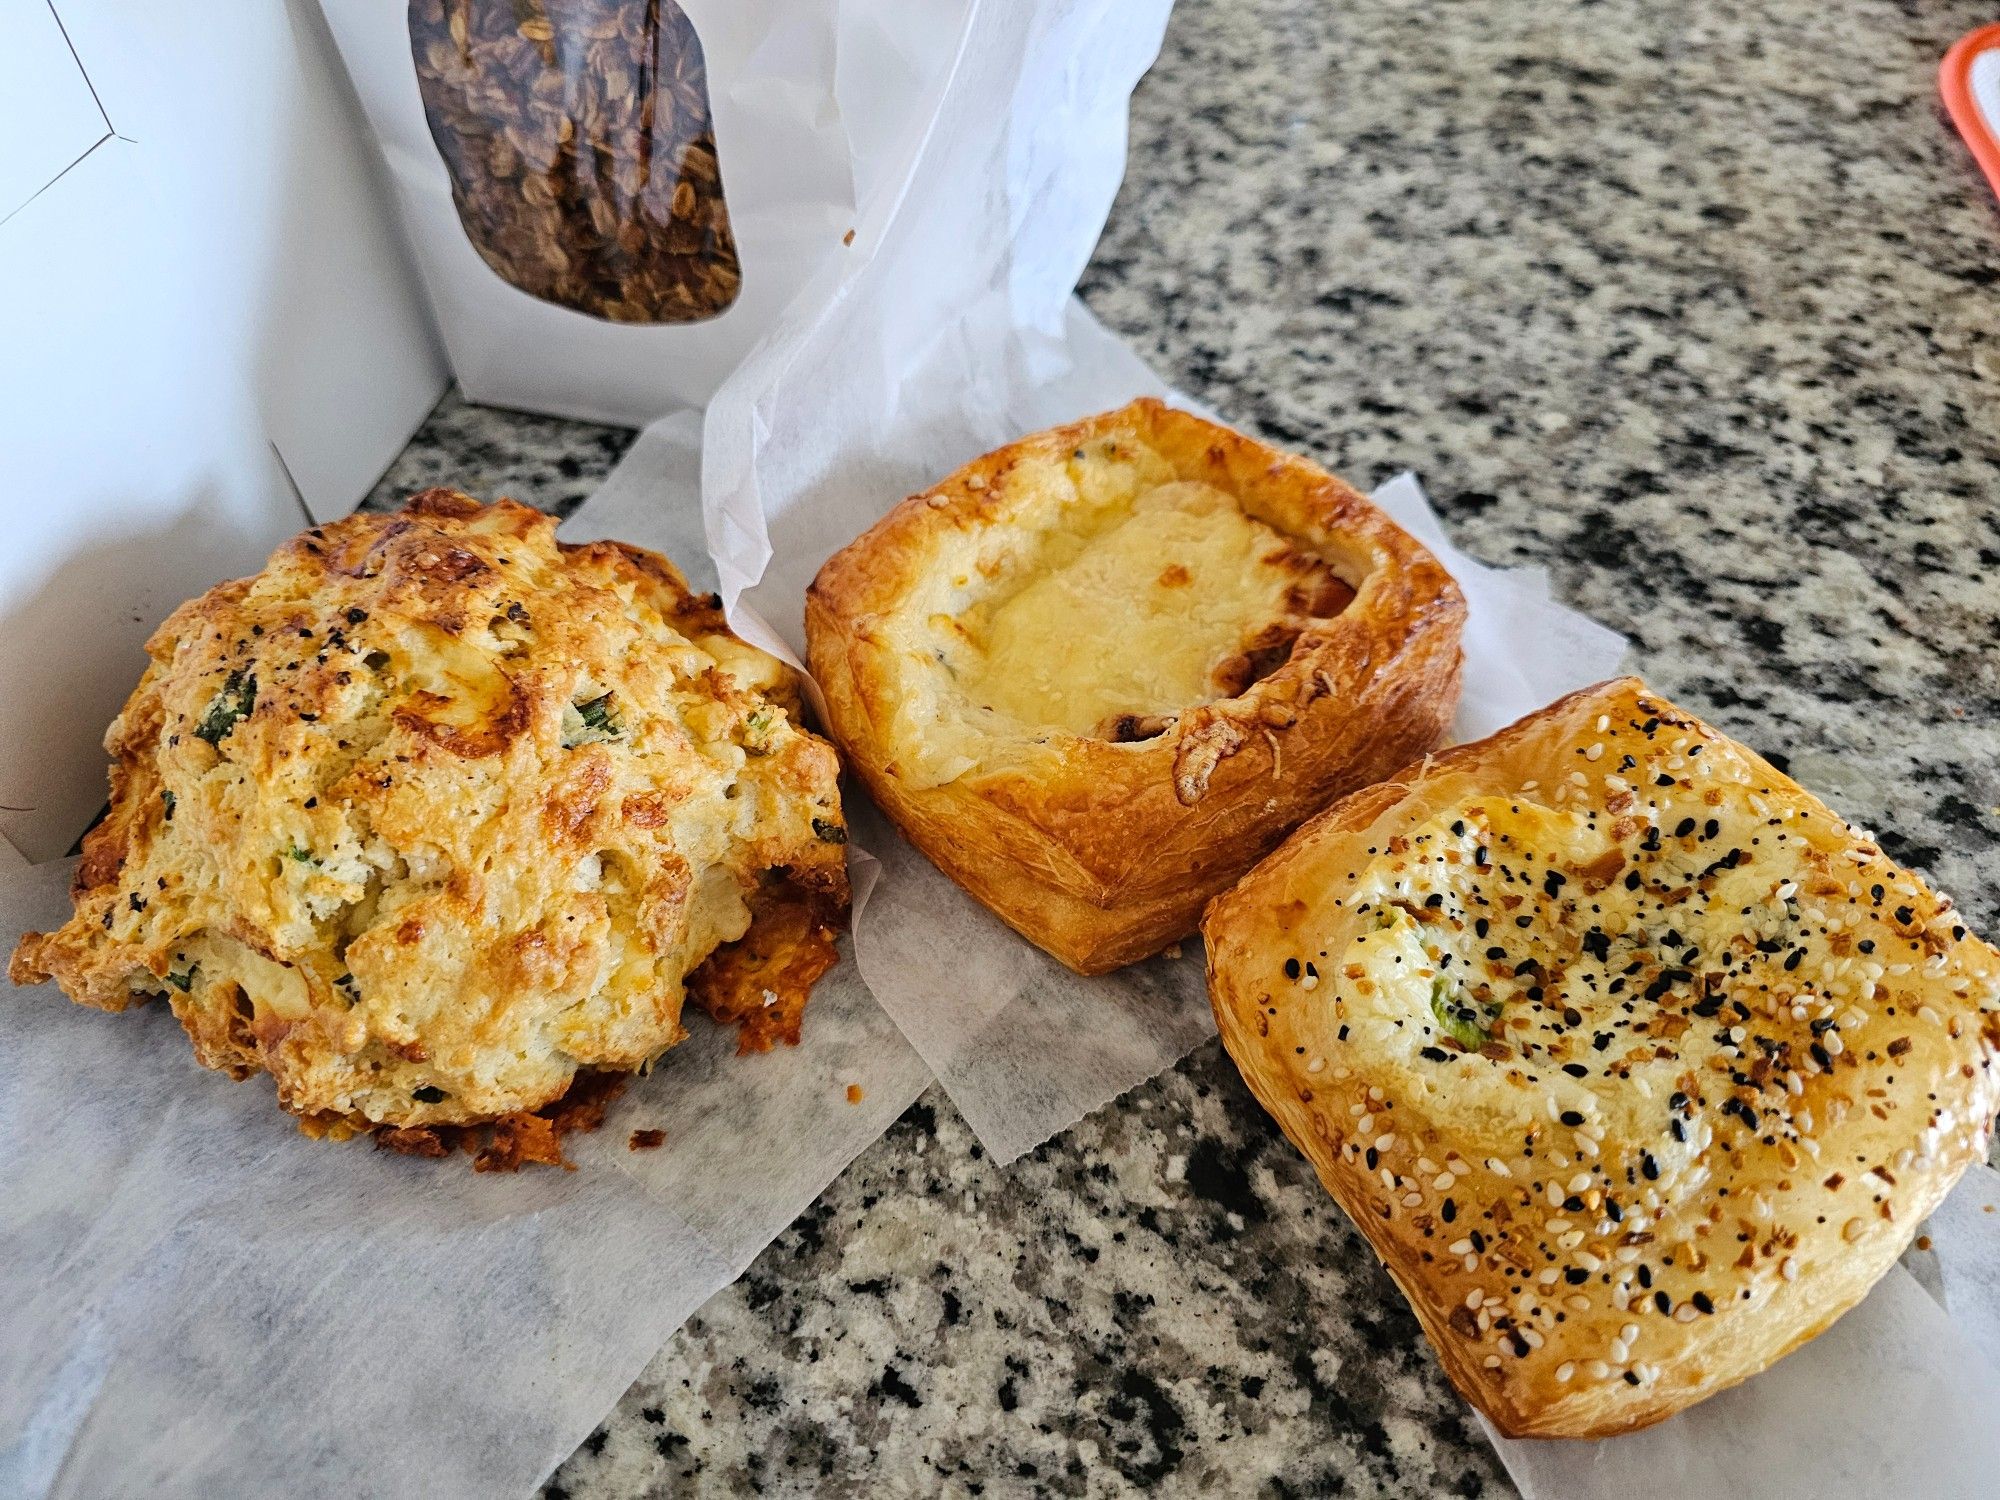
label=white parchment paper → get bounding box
[0,867,929,1500]
[1908,1161,2000,1373]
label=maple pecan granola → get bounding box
[410,0,741,323]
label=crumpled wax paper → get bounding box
[0,452,932,1500]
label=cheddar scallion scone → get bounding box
[806,399,1465,974]
[11,492,849,1148]
[1203,678,2000,1436]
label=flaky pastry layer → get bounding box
[806,399,1465,973]
[1204,678,2000,1436]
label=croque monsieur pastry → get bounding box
[806,399,1465,974]
[1204,678,2000,1436]
[11,491,849,1148]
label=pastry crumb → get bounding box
[629,1128,667,1151]
[846,1084,865,1105]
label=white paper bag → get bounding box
[316,0,969,425]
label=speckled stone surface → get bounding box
[371,0,2000,1493]
[361,395,631,518]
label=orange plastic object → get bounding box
[1942,24,2000,201]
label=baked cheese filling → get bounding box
[1317,768,1973,1224]
[951,477,1348,739]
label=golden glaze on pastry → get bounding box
[806,399,1466,973]
[11,492,849,1139]
[1204,678,2000,1436]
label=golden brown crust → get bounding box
[11,493,851,1142]
[1204,678,2000,1436]
[805,399,1466,973]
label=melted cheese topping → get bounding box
[1336,794,1793,1184]
[1311,755,1983,1218]
[950,479,1332,737]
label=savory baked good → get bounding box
[11,491,849,1146]
[1204,677,2000,1437]
[805,399,1466,974]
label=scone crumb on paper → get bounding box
[374,1071,631,1171]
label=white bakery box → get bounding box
[1,0,451,867]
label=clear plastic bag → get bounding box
[409,0,739,324]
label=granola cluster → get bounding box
[410,0,741,323]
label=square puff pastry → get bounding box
[1204,678,2000,1437]
[805,399,1466,973]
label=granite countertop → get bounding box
[366,0,2000,1493]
